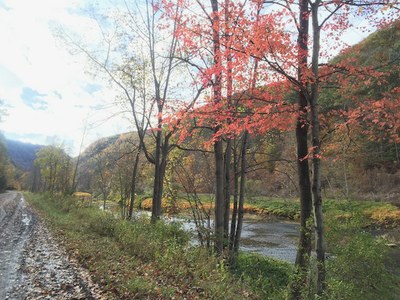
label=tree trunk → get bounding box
[232,131,248,265]
[31,165,40,192]
[210,0,225,255]
[128,148,141,220]
[292,89,313,300]
[214,136,225,254]
[229,138,239,253]
[290,0,313,298]
[71,125,86,195]
[151,119,163,222]
[310,2,326,294]
[223,0,233,249]
[224,138,232,245]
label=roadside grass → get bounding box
[27,192,400,299]
[25,192,292,299]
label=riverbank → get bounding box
[26,192,400,299]
[25,192,293,299]
[139,195,400,227]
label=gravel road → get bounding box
[0,191,103,299]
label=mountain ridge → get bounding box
[5,139,43,172]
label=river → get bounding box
[162,214,299,263]
[240,220,299,263]
[113,208,300,263]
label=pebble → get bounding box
[6,221,105,299]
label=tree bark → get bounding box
[223,0,233,249]
[214,136,225,254]
[224,139,232,245]
[229,138,239,253]
[151,128,163,222]
[290,0,313,298]
[232,131,248,264]
[209,0,225,255]
[310,2,326,294]
[128,148,141,220]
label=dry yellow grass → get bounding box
[73,192,92,201]
[367,207,400,226]
[141,198,270,215]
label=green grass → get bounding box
[26,192,400,299]
[234,253,293,299]
[323,213,400,300]
[25,192,293,299]
[247,196,400,299]
[247,196,400,226]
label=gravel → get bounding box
[0,191,105,300]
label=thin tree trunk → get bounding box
[343,158,349,199]
[310,2,326,294]
[151,128,163,223]
[232,131,248,265]
[64,158,71,195]
[31,165,40,192]
[290,0,313,298]
[214,136,225,254]
[210,0,225,255]
[128,148,141,220]
[159,140,169,213]
[118,172,125,218]
[223,0,233,250]
[224,139,232,246]
[229,139,239,253]
[292,91,313,300]
[71,124,87,194]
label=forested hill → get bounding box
[77,132,140,192]
[79,132,139,163]
[5,139,43,171]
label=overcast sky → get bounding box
[0,0,381,156]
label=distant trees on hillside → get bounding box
[32,145,72,194]
[0,135,9,192]
[0,102,16,192]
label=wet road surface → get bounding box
[0,191,103,299]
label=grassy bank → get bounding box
[25,192,292,299]
[246,197,400,299]
[139,195,400,226]
[26,192,400,299]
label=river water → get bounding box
[240,220,299,263]
[120,209,300,263]
[162,214,299,263]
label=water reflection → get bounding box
[162,214,299,263]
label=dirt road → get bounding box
[0,191,103,299]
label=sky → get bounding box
[0,0,383,157]
[0,0,131,156]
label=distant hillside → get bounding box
[80,134,121,162]
[5,139,43,171]
[77,132,141,192]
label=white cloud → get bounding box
[0,0,131,156]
